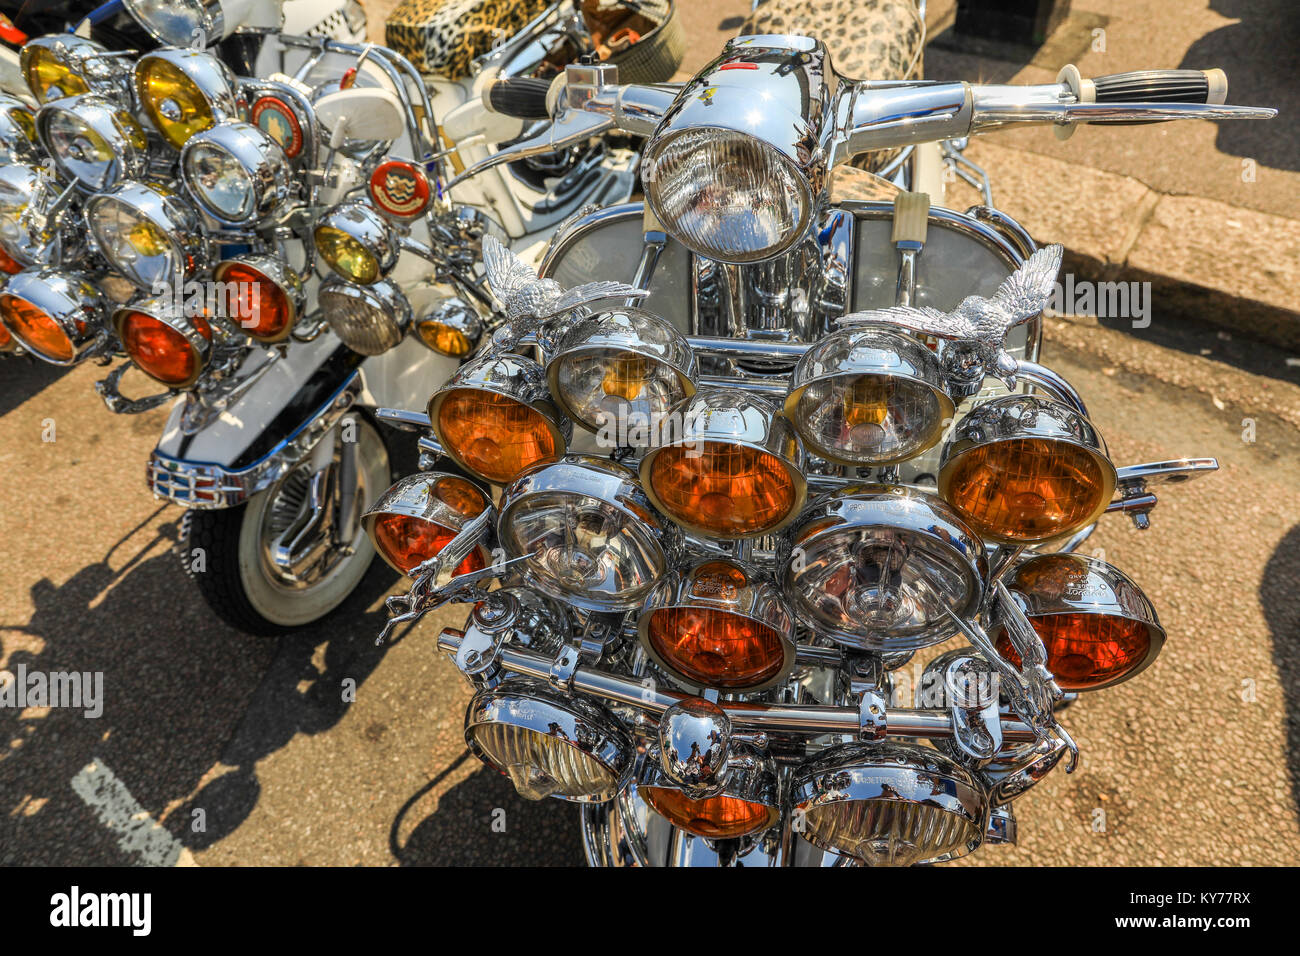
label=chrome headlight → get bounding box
[639,747,780,840]
[181,121,292,227]
[782,485,987,651]
[86,182,202,291]
[939,395,1117,545]
[428,353,568,485]
[112,298,213,388]
[0,268,108,365]
[0,164,43,266]
[213,255,305,343]
[318,276,412,356]
[124,0,234,47]
[36,94,149,193]
[415,294,483,357]
[362,472,491,577]
[314,202,399,285]
[546,307,696,438]
[134,48,237,150]
[785,326,954,466]
[999,553,1165,692]
[792,742,987,865]
[639,557,795,692]
[498,456,669,612]
[640,389,805,539]
[0,96,38,164]
[466,677,634,803]
[641,36,829,263]
[21,35,127,105]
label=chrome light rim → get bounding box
[638,747,781,839]
[791,741,988,865]
[781,484,988,651]
[427,351,570,479]
[360,471,491,577]
[0,267,108,365]
[317,275,413,356]
[36,93,149,193]
[124,0,226,47]
[85,180,205,290]
[465,677,635,804]
[545,306,698,435]
[111,297,212,388]
[314,201,400,284]
[497,455,671,612]
[20,35,129,105]
[0,95,39,164]
[639,388,807,540]
[938,394,1119,545]
[637,556,796,693]
[133,48,238,145]
[180,120,293,227]
[213,253,307,343]
[415,294,484,357]
[784,325,956,466]
[0,163,47,267]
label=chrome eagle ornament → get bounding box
[839,243,1064,389]
[482,235,648,349]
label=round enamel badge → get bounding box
[251,97,304,159]
[369,160,432,220]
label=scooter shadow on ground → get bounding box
[0,507,403,861]
[0,355,68,420]
[1261,522,1300,821]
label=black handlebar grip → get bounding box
[486,77,553,119]
[1092,69,1224,104]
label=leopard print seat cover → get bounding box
[386,0,554,80]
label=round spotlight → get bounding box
[546,307,697,437]
[416,296,482,358]
[0,268,107,365]
[318,276,413,356]
[939,395,1117,545]
[181,121,292,227]
[791,742,987,865]
[466,678,634,803]
[21,35,127,105]
[0,95,40,165]
[314,201,399,285]
[497,456,669,612]
[998,552,1165,692]
[361,472,490,577]
[429,353,568,486]
[213,255,305,343]
[113,299,213,388]
[639,557,795,691]
[86,181,204,291]
[36,94,149,193]
[639,750,780,840]
[785,326,954,466]
[134,48,237,149]
[640,388,805,539]
[782,484,987,652]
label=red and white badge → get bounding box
[251,96,304,159]
[369,160,432,220]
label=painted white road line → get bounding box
[71,758,195,867]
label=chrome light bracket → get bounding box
[1108,457,1220,530]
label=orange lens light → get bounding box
[641,787,778,839]
[996,613,1153,691]
[0,244,21,275]
[0,319,12,349]
[119,310,207,386]
[370,513,487,577]
[437,388,559,485]
[941,438,1109,543]
[417,320,471,357]
[0,294,72,362]
[218,262,291,341]
[648,441,797,537]
[647,606,786,689]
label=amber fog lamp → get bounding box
[641,389,805,539]
[639,557,795,691]
[498,456,669,612]
[0,95,38,164]
[639,751,780,839]
[0,268,107,365]
[416,296,482,357]
[314,202,399,285]
[361,472,490,578]
[939,394,1117,545]
[429,353,569,486]
[998,553,1165,692]
[113,300,213,388]
[782,485,987,652]
[134,48,237,149]
[785,326,954,466]
[791,742,987,865]
[466,678,633,803]
[214,256,305,343]
[546,307,697,437]
[21,35,126,105]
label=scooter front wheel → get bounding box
[178,415,395,636]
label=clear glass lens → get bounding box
[184,142,252,220]
[504,491,664,608]
[788,526,975,648]
[319,287,403,356]
[803,798,980,866]
[44,110,116,190]
[469,722,618,801]
[645,128,805,262]
[88,197,181,289]
[555,348,686,432]
[128,0,208,46]
[795,374,943,465]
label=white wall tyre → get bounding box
[180,415,396,636]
